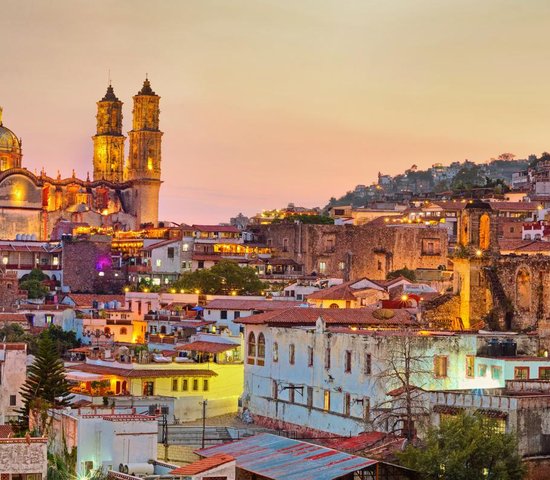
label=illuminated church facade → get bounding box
[0,78,162,240]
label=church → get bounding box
[0,78,163,240]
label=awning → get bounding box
[65,371,109,382]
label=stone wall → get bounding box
[253,223,448,280]
[524,456,550,480]
[0,438,47,476]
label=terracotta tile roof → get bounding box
[141,238,180,251]
[192,254,224,262]
[0,425,14,438]
[488,201,539,212]
[68,363,218,378]
[0,343,27,350]
[0,313,28,324]
[175,341,239,354]
[307,278,385,301]
[237,307,416,327]
[170,454,234,475]
[499,239,550,253]
[193,225,240,233]
[62,294,125,307]
[205,299,301,311]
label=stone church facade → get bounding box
[425,199,550,349]
[0,78,162,240]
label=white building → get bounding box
[50,408,158,476]
[0,343,27,423]
[0,435,47,480]
[238,308,545,437]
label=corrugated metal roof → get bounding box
[197,433,377,480]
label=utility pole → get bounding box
[201,399,208,449]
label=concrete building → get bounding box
[0,435,47,480]
[0,343,27,423]
[50,408,158,476]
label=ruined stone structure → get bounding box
[0,78,163,240]
[252,222,448,280]
[425,199,550,347]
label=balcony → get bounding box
[4,263,62,271]
[128,264,151,273]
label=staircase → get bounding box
[484,267,512,329]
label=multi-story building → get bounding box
[0,343,27,423]
[0,435,47,480]
[238,307,547,436]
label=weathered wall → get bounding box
[0,438,47,476]
[254,223,448,280]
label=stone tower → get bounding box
[127,77,163,226]
[92,85,125,182]
[0,107,23,171]
[453,200,498,329]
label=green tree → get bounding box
[398,413,525,480]
[387,267,416,282]
[19,268,50,299]
[172,260,266,295]
[17,334,73,432]
[41,325,80,356]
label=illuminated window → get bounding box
[323,390,331,411]
[147,158,153,171]
[319,262,327,274]
[257,333,265,366]
[434,356,448,378]
[247,332,256,365]
[273,342,278,363]
[156,259,162,267]
[465,355,475,378]
[514,367,529,380]
[338,261,345,270]
[540,367,550,380]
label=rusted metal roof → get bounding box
[175,341,239,354]
[197,433,377,480]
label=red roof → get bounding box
[205,299,301,311]
[308,278,385,301]
[63,294,125,307]
[175,341,239,353]
[0,343,27,350]
[237,307,416,327]
[0,425,14,438]
[170,454,234,475]
[193,225,240,233]
[68,363,218,378]
[141,238,180,251]
[0,313,28,324]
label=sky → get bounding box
[2,0,550,224]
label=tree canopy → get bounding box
[398,413,525,480]
[19,268,50,299]
[172,260,267,295]
[17,333,73,433]
[387,267,416,282]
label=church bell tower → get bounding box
[127,77,163,226]
[92,84,125,182]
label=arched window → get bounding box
[257,333,266,366]
[120,327,128,335]
[247,332,256,365]
[104,327,111,334]
[289,344,295,365]
[160,325,167,334]
[516,270,531,311]
[273,342,279,363]
[479,213,491,250]
[329,303,339,309]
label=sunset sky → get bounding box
[2,0,550,223]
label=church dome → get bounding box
[0,108,21,155]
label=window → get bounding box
[203,379,209,391]
[9,395,16,406]
[198,260,205,269]
[289,384,295,403]
[156,259,162,267]
[193,379,199,391]
[338,261,345,271]
[329,303,339,309]
[182,243,190,252]
[325,347,331,369]
[172,379,178,391]
[289,344,295,365]
[143,381,154,396]
[364,353,372,375]
[479,364,487,377]
[343,393,351,416]
[273,342,278,363]
[272,380,278,400]
[307,387,313,408]
[220,310,228,320]
[345,350,352,373]
[377,260,382,271]
[540,367,550,380]
[120,327,127,335]
[282,238,289,252]
[319,262,327,274]
[45,315,53,325]
[182,379,189,391]
[247,332,256,364]
[234,311,240,319]
[514,367,529,380]
[308,346,314,367]
[363,397,371,421]
[323,390,331,411]
[434,356,448,378]
[257,333,265,366]
[465,355,475,378]
[491,366,502,380]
